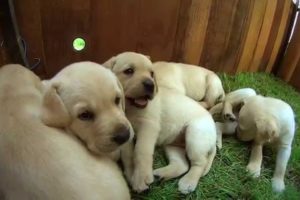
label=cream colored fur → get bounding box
[104,52,217,194]
[209,88,257,149]
[237,95,295,193]
[0,64,130,200]
[153,61,225,109]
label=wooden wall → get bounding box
[1,0,296,78]
[277,12,300,90]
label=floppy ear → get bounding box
[117,79,126,112]
[102,56,116,70]
[41,83,70,128]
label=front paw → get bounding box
[272,178,285,193]
[131,169,154,193]
[246,164,261,178]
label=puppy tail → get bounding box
[255,115,279,141]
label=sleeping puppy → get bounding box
[104,52,217,194]
[0,63,131,200]
[237,95,295,193]
[153,61,225,109]
[209,88,257,149]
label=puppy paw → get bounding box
[272,178,285,193]
[153,168,165,180]
[131,169,154,193]
[223,113,236,122]
[246,164,261,178]
[178,176,198,194]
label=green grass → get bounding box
[131,72,300,200]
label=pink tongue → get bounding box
[134,99,148,106]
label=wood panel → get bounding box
[277,13,300,82]
[236,0,267,72]
[7,0,296,77]
[14,0,47,78]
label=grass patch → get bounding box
[132,72,300,200]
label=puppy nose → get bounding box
[112,126,130,145]
[143,79,154,93]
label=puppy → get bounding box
[104,52,217,194]
[237,95,295,192]
[209,88,257,148]
[0,63,131,200]
[153,61,225,109]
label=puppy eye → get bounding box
[78,111,95,121]
[123,68,134,75]
[115,96,121,105]
[150,71,154,78]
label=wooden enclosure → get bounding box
[0,0,298,79]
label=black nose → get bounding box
[143,79,154,93]
[112,126,130,145]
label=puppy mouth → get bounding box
[126,95,152,108]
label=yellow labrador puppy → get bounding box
[209,88,257,149]
[104,52,217,194]
[0,63,131,200]
[237,95,295,193]
[153,61,225,109]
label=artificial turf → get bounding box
[132,72,300,200]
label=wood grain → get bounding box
[180,0,212,65]
[278,14,300,82]
[250,0,278,72]
[265,0,292,72]
[237,0,267,72]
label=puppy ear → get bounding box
[117,79,126,112]
[103,56,116,69]
[41,83,70,128]
[145,55,151,60]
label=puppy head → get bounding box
[103,52,157,109]
[41,62,133,154]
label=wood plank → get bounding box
[90,0,139,63]
[136,0,181,61]
[179,0,212,65]
[289,58,300,91]
[277,14,300,81]
[236,0,267,72]
[265,0,292,72]
[171,0,192,62]
[220,0,254,74]
[40,0,91,77]
[259,0,285,71]
[249,0,277,72]
[14,0,47,78]
[200,0,240,72]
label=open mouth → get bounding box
[126,95,152,108]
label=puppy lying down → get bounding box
[0,63,131,200]
[104,52,217,194]
[211,89,295,192]
[153,61,225,109]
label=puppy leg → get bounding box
[121,141,134,182]
[178,121,216,194]
[215,122,223,149]
[272,145,291,192]
[223,101,236,121]
[202,146,216,176]
[246,142,263,177]
[153,145,189,180]
[131,125,159,193]
[215,121,237,149]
